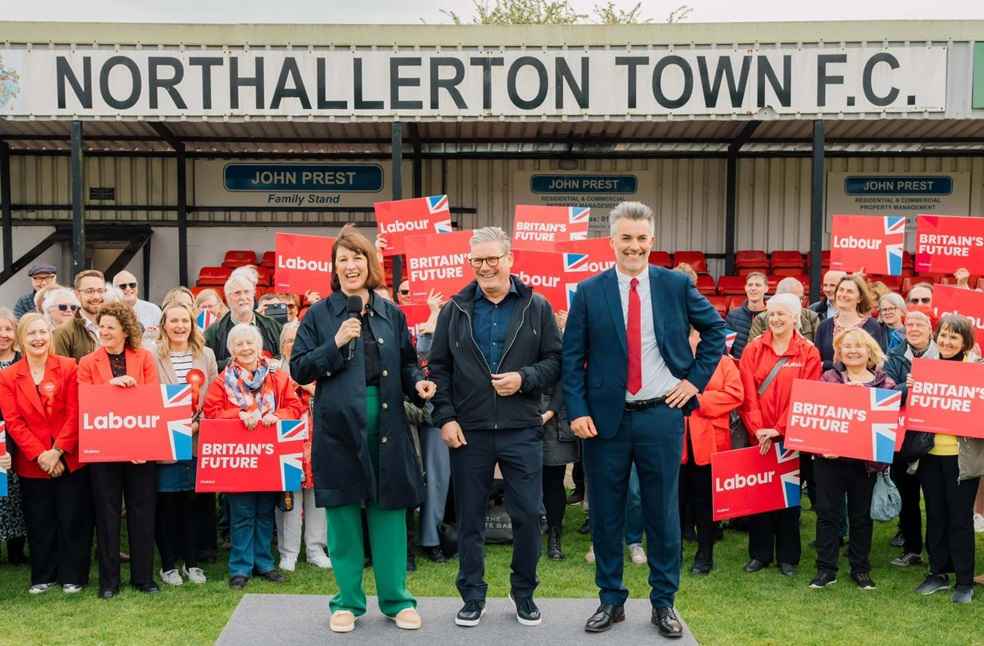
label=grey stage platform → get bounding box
[216,594,698,645]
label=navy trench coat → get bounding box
[290,290,425,510]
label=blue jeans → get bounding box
[625,464,643,545]
[227,492,277,578]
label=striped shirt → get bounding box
[169,351,194,383]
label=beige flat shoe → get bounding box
[392,607,422,630]
[974,574,984,586]
[329,610,357,633]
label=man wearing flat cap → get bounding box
[14,263,57,319]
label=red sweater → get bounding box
[682,355,744,466]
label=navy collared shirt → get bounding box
[471,279,520,373]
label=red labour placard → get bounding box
[711,442,800,521]
[784,379,900,463]
[554,238,617,310]
[511,250,567,311]
[79,384,193,462]
[914,214,984,274]
[511,205,590,252]
[905,358,984,438]
[274,232,335,294]
[374,195,453,256]
[829,214,905,275]
[403,230,474,303]
[195,417,308,493]
[931,284,984,348]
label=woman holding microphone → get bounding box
[291,225,436,634]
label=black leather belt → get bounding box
[624,397,666,412]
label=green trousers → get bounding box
[325,387,415,617]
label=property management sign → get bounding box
[0,45,947,118]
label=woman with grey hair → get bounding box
[203,323,306,590]
[877,292,907,352]
[41,287,81,328]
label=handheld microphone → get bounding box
[346,295,363,360]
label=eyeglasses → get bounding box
[117,282,137,290]
[908,297,931,304]
[880,306,898,313]
[79,288,106,296]
[468,254,506,269]
[56,304,80,313]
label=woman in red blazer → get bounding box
[203,323,304,590]
[78,301,160,599]
[679,328,744,575]
[0,313,93,594]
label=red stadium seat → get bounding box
[706,295,729,317]
[735,250,769,269]
[770,250,805,269]
[649,251,673,267]
[696,273,716,295]
[260,251,276,268]
[867,275,902,291]
[737,267,769,277]
[674,251,707,274]
[771,266,805,278]
[717,275,747,296]
[255,266,274,286]
[222,250,258,268]
[766,275,781,293]
[728,296,745,312]
[196,266,232,287]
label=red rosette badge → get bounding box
[186,368,206,411]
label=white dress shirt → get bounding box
[616,268,680,401]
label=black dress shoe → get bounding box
[651,607,683,639]
[99,587,118,600]
[228,575,248,590]
[546,527,564,560]
[690,561,712,575]
[744,558,768,573]
[778,562,797,577]
[585,603,625,633]
[132,582,160,594]
[425,546,447,563]
[256,569,286,583]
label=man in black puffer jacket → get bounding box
[429,226,561,629]
[725,272,767,358]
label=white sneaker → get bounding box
[62,584,83,594]
[585,545,595,563]
[280,557,297,572]
[182,566,207,584]
[28,582,55,594]
[307,552,332,570]
[160,568,184,586]
[628,543,646,565]
[974,513,984,534]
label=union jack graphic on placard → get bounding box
[161,384,192,408]
[724,329,738,353]
[427,194,449,214]
[565,283,580,309]
[775,442,801,508]
[568,207,591,224]
[167,419,194,461]
[280,452,305,491]
[277,416,309,443]
[870,388,902,463]
[433,219,453,233]
[884,215,906,276]
[564,253,589,273]
[196,310,218,330]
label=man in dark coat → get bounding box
[429,226,562,629]
[724,272,766,359]
[204,274,282,371]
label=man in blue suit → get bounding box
[563,201,725,638]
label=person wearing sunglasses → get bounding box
[41,288,81,328]
[53,269,105,362]
[112,271,162,343]
[906,282,933,307]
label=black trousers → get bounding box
[542,464,567,530]
[450,427,542,602]
[90,462,157,590]
[155,491,198,571]
[814,457,876,575]
[890,455,923,555]
[918,454,980,587]
[19,467,94,586]
[679,458,714,565]
[194,492,218,557]
[748,506,801,565]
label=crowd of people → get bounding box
[0,205,982,636]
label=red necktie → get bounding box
[627,277,642,395]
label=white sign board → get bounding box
[0,45,948,119]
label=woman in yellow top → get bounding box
[914,314,984,604]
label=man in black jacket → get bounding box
[429,226,562,629]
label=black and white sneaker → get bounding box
[915,574,950,595]
[455,600,486,627]
[890,552,922,567]
[809,571,837,589]
[510,593,542,626]
[851,572,876,590]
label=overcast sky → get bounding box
[3,0,983,24]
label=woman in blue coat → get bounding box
[290,225,436,634]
